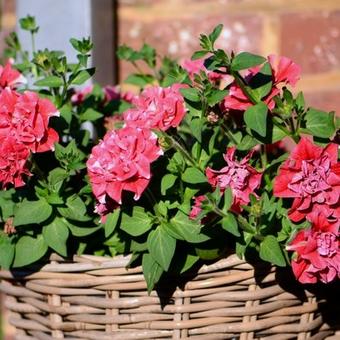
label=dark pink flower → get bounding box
[0,136,31,188]
[0,88,59,153]
[0,62,25,90]
[124,84,186,131]
[87,126,163,206]
[189,195,206,220]
[206,148,262,213]
[71,85,93,105]
[182,58,226,83]
[274,138,340,223]
[222,55,300,112]
[287,212,339,284]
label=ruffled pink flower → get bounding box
[274,137,340,223]
[206,148,262,213]
[0,62,26,90]
[287,212,340,284]
[87,126,163,206]
[0,88,59,153]
[0,136,31,188]
[124,84,186,131]
[222,55,300,112]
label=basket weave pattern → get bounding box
[0,254,338,340]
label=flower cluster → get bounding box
[0,65,59,188]
[274,138,340,283]
[87,84,186,218]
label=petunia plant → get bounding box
[0,20,339,290]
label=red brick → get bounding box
[280,11,340,75]
[304,90,340,115]
[118,14,262,81]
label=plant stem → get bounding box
[221,122,238,145]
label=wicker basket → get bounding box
[0,254,339,340]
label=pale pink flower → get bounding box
[206,148,262,213]
[287,212,340,284]
[124,84,186,131]
[274,138,340,223]
[87,126,163,206]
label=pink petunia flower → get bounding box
[181,58,226,83]
[287,211,340,284]
[189,195,206,220]
[0,62,26,90]
[0,88,59,153]
[124,84,186,131]
[222,55,301,112]
[274,137,340,223]
[0,136,31,188]
[206,147,262,213]
[268,54,301,87]
[87,126,163,206]
[71,85,93,105]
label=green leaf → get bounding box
[208,24,223,45]
[48,168,68,193]
[195,247,220,260]
[80,108,103,121]
[180,254,199,274]
[191,50,208,60]
[13,235,48,267]
[244,102,268,137]
[147,226,176,271]
[221,214,240,237]
[13,200,52,226]
[305,108,335,138]
[207,89,228,106]
[259,235,286,267]
[34,76,63,88]
[67,221,101,237]
[231,52,266,71]
[57,196,91,222]
[180,88,200,102]
[249,62,273,100]
[0,235,15,269]
[105,208,121,237]
[125,74,154,87]
[182,167,207,184]
[190,118,202,143]
[161,174,177,195]
[42,217,69,256]
[169,211,210,243]
[223,187,233,211]
[121,206,153,236]
[71,68,95,85]
[237,135,258,150]
[142,253,163,294]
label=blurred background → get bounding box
[1,0,340,338]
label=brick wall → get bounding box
[118,0,340,114]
